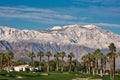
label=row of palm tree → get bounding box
[81,49,107,76]
[28,51,75,72]
[28,43,120,77]
[81,43,120,80]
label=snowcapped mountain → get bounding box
[0,24,120,61]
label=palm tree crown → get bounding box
[37,51,44,61]
[28,52,35,67]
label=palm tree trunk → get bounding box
[92,61,95,75]
[84,63,86,73]
[47,57,49,72]
[103,62,106,75]
[74,65,78,72]
[110,52,115,80]
[0,59,3,70]
[69,62,72,72]
[96,61,99,74]
[7,58,10,72]
[56,58,59,71]
[100,59,103,77]
[39,57,42,70]
[110,59,114,80]
[110,61,114,80]
[86,61,89,74]
[88,61,91,74]
[31,58,34,67]
[61,58,64,72]
[50,65,52,71]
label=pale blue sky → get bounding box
[0,0,120,34]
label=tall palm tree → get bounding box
[37,51,44,70]
[4,50,14,72]
[82,53,92,74]
[28,52,35,67]
[90,52,96,75]
[93,49,101,74]
[99,52,107,77]
[73,59,79,72]
[40,60,46,71]
[54,52,60,71]
[49,60,55,71]
[68,52,74,72]
[46,51,52,72]
[81,54,90,74]
[88,53,92,74]
[60,51,66,72]
[0,53,4,70]
[107,43,116,80]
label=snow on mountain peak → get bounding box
[0,24,120,49]
[50,26,62,30]
[63,24,81,28]
[83,24,100,29]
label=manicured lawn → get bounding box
[0,71,120,80]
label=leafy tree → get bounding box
[46,51,52,72]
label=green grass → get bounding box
[0,71,120,80]
[103,75,120,80]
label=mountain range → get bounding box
[0,24,120,63]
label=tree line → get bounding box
[0,43,120,79]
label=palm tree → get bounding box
[40,60,46,71]
[54,52,60,71]
[4,50,14,72]
[82,53,92,74]
[0,53,4,70]
[90,52,96,75]
[68,52,74,72]
[28,52,35,67]
[87,53,92,74]
[93,49,101,74]
[49,60,55,71]
[37,51,44,70]
[73,59,79,72]
[60,51,66,72]
[107,43,116,80]
[99,52,107,77]
[81,54,89,74]
[46,51,52,72]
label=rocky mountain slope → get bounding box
[0,24,120,62]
